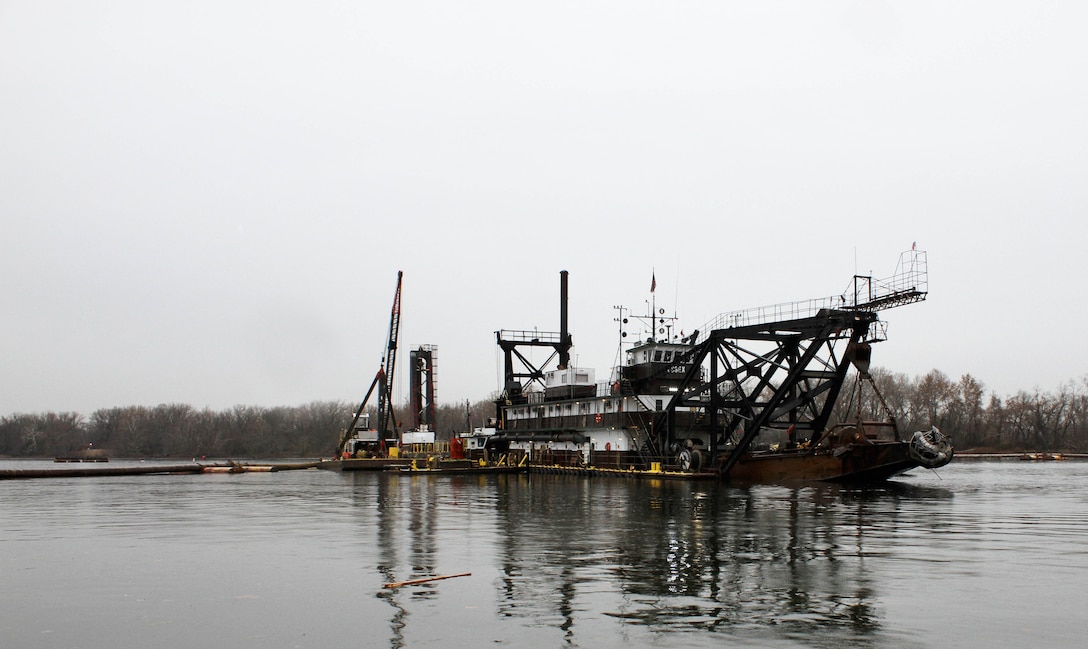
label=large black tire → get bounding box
[690,449,703,472]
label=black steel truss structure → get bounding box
[659,308,878,475]
[496,330,570,397]
[496,270,573,402]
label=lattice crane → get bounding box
[336,271,403,457]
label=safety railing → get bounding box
[497,329,564,343]
[695,249,927,344]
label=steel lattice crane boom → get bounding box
[336,271,403,458]
[378,271,403,437]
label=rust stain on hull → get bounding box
[727,442,919,483]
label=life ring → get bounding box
[594,413,602,424]
[605,442,611,451]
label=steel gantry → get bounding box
[495,270,573,403]
[657,308,880,476]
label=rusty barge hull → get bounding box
[727,441,920,483]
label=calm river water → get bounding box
[2,459,1086,649]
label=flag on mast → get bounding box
[650,271,656,293]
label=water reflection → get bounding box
[9,461,1088,649]
[356,473,447,648]
[371,475,406,649]
[489,476,952,647]
[358,472,493,648]
[339,467,959,648]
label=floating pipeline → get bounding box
[0,463,205,480]
[0,461,321,480]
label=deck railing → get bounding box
[695,249,927,344]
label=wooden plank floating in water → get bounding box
[382,572,471,589]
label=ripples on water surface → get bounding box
[2,460,1086,648]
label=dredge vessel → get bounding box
[470,249,951,482]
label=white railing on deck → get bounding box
[694,249,927,344]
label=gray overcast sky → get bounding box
[3,1,1086,417]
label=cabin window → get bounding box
[655,399,663,411]
[654,350,663,362]
[642,351,648,362]
[576,373,589,382]
[664,351,673,362]
[561,374,568,384]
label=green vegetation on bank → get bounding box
[3,368,1087,458]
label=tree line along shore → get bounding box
[3,368,1087,459]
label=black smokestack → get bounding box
[559,270,571,369]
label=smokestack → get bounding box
[559,270,571,369]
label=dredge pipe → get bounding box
[0,463,205,480]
